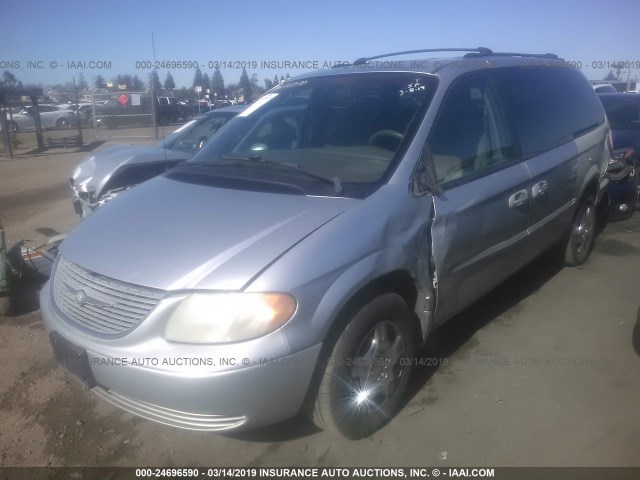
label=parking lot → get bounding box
[0,138,639,468]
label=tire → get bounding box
[183,111,193,122]
[8,121,18,134]
[563,195,596,266]
[312,293,415,439]
[56,118,69,129]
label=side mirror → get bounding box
[410,145,443,197]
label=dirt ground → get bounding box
[0,141,639,468]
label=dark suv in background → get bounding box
[598,93,640,218]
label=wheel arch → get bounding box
[309,255,428,358]
[300,264,425,423]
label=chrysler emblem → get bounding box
[74,290,87,305]
[65,284,113,308]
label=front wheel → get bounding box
[564,195,596,266]
[312,293,415,439]
[56,118,69,129]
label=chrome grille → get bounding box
[52,256,164,335]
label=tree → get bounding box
[192,66,204,90]
[239,68,252,101]
[273,74,279,86]
[202,73,210,96]
[173,87,193,101]
[603,70,617,81]
[120,74,134,90]
[164,71,176,91]
[77,73,88,90]
[94,74,106,89]
[149,70,162,92]
[226,83,239,101]
[131,75,145,91]
[1,70,22,89]
[211,67,226,99]
[264,78,273,90]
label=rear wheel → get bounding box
[564,195,596,266]
[312,293,415,439]
[56,118,69,129]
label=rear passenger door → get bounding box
[493,67,606,255]
[428,72,531,323]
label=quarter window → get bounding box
[493,67,604,159]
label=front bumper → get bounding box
[40,282,322,431]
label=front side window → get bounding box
[427,72,516,186]
[170,73,437,198]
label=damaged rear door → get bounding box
[425,71,531,324]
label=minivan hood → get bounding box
[71,145,189,197]
[60,176,355,291]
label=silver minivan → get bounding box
[40,49,609,439]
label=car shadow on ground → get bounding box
[402,248,565,405]
[402,203,614,408]
[20,140,106,156]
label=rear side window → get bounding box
[493,67,604,159]
[553,68,605,136]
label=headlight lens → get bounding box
[164,293,296,344]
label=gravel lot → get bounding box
[0,141,639,468]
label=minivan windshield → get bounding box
[169,73,437,198]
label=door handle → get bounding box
[532,180,549,198]
[509,189,529,208]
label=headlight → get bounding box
[164,293,296,344]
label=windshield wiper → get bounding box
[193,155,344,195]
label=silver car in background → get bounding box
[4,104,79,132]
[40,49,608,439]
[70,105,243,217]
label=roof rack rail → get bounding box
[464,51,560,60]
[349,47,493,67]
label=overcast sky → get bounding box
[1,0,637,89]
